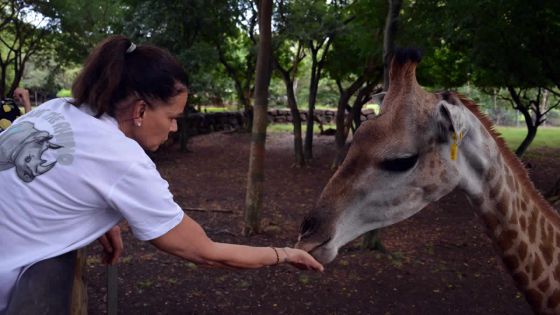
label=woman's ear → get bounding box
[131,100,146,127]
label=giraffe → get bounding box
[295,49,560,315]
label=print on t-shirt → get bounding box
[0,121,62,182]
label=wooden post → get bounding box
[107,265,118,315]
[71,249,88,315]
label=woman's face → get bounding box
[132,91,188,151]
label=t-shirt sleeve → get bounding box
[107,160,184,241]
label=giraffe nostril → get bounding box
[299,216,318,238]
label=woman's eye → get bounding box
[379,154,419,172]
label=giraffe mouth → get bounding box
[296,236,332,256]
[309,236,331,252]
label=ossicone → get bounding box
[393,48,422,66]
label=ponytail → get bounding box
[71,35,188,118]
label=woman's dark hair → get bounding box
[71,35,188,117]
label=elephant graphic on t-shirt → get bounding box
[0,121,62,182]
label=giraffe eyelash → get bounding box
[379,154,419,172]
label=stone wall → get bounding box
[181,108,377,135]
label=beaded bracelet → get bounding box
[271,247,280,265]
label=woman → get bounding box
[0,35,322,314]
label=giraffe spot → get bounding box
[508,210,518,225]
[538,279,551,293]
[540,251,554,268]
[485,166,497,183]
[521,199,529,212]
[439,169,448,183]
[518,242,528,261]
[503,254,520,271]
[532,256,544,281]
[506,173,515,189]
[422,184,438,195]
[429,159,435,169]
[513,271,529,288]
[520,216,527,231]
[528,212,539,243]
[489,182,503,200]
[526,289,543,310]
[547,289,560,309]
[496,195,511,217]
[498,229,518,251]
[546,223,553,241]
[555,260,560,282]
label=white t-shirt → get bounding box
[0,98,184,310]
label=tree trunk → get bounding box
[332,76,365,169]
[304,39,331,160]
[283,74,305,167]
[0,63,7,98]
[382,0,402,91]
[244,0,273,236]
[304,57,319,160]
[507,86,542,158]
[515,123,537,158]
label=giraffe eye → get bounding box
[380,154,419,172]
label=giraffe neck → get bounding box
[469,150,560,314]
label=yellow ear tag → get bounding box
[450,132,458,160]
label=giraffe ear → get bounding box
[436,100,468,144]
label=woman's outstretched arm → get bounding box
[150,216,324,271]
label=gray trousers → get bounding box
[2,251,76,315]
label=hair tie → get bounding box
[126,42,136,54]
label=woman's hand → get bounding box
[279,247,324,272]
[98,225,123,265]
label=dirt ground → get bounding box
[85,131,560,315]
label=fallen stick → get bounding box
[182,207,235,214]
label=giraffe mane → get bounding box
[455,93,560,225]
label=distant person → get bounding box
[0,35,323,315]
[0,87,32,132]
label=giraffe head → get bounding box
[297,49,492,264]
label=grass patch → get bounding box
[496,126,560,149]
[267,124,560,150]
[267,122,336,134]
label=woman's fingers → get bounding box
[285,248,324,272]
[97,225,123,265]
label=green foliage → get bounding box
[46,0,127,65]
[324,0,386,82]
[56,88,71,97]
[401,0,560,90]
